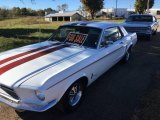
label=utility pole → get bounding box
[115,0,118,17]
[147,0,150,14]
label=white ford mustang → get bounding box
[0,22,137,112]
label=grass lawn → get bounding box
[0,17,63,52]
[0,17,124,52]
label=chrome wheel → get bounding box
[125,51,130,61]
[68,83,82,107]
[58,81,85,112]
[122,47,132,63]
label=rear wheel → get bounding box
[58,81,85,112]
[122,47,132,63]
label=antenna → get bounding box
[147,0,150,14]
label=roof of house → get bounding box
[45,11,82,18]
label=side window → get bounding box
[101,27,123,47]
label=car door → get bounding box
[90,27,127,79]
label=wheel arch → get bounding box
[52,75,89,102]
[127,43,133,52]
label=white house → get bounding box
[149,9,160,18]
[97,8,128,18]
[45,11,85,22]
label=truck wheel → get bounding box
[146,35,152,41]
[122,47,132,63]
[58,81,85,112]
[153,30,157,35]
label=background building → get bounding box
[149,9,160,18]
[96,8,136,18]
[45,11,85,22]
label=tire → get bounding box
[148,34,153,40]
[15,109,25,113]
[153,30,157,35]
[58,81,85,113]
[122,47,132,63]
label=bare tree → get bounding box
[57,4,68,12]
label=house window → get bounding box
[64,17,70,21]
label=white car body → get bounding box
[0,22,137,112]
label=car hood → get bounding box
[122,22,152,27]
[0,41,94,88]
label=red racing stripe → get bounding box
[0,43,61,65]
[0,44,68,75]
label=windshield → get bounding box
[50,26,102,48]
[126,15,153,22]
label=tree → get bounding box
[61,4,68,11]
[135,0,154,14]
[81,0,104,19]
[0,8,9,19]
[57,4,68,12]
[44,8,53,13]
[12,7,21,17]
[37,9,45,16]
[21,8,28,16]
[78,5,86,17]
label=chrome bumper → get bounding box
[0,93,57,112]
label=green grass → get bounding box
[0,16,124,52]
[0,17,65,29]
[0,37,39,52]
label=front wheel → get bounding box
[146,35,152,41]
[58,81,85,112]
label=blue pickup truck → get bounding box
[122,14,159,40]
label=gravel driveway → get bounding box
[0,26,160,120]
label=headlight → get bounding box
[35,91,45,101]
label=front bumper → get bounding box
[0,93,57,112]
[136,32,152,37]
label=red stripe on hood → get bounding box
[0,43,61,65]
[0,44,68,75]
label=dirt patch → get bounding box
[0,104,22,120]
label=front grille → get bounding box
[0,85,19,100]
[124,27,148,33]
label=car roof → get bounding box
[62,21,119,29]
